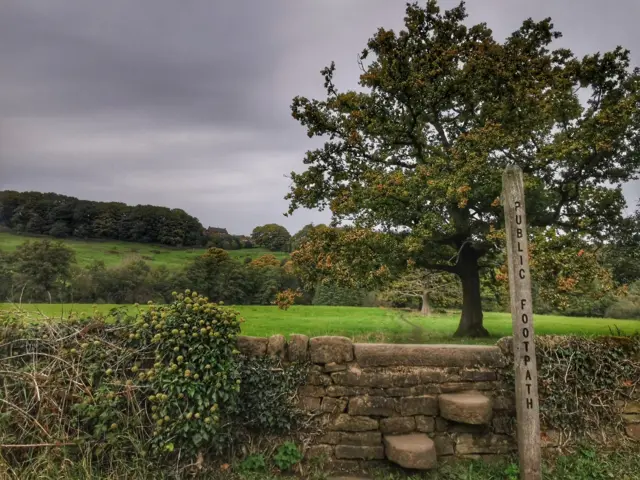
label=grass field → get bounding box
[2,303,639,344]
[0,232,288,269]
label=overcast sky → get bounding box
[1,1,639,235]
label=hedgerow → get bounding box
[501,334,640,440]
[0,290,307,474]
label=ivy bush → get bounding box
[235,355,308,434]
[0,290,306,473]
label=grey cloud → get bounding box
[1,0,638,235]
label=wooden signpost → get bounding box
[502,166,541,480]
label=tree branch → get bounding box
[431,114,451,150]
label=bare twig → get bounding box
[0,398,51,438]
[0,442,74,449]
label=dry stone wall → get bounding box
[237,335,639,470]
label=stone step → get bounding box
[383,433,437,470]
[439,391,492,425]
[354,343,506,367]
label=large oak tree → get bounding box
[286,1,640,336]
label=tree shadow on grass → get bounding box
[361,311,501,345]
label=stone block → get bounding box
[626,424,640,441]
[335,445,384,460]
[493,416,515,435]
[339,432,382,446]
[354,344,507,368]
[385,387,416,397]
[492,396,515,412]
[460,369,497,382]
[415,416,435,433]
[400,395,439,416]
[439,392,492,425]
[455,434,515,455]
[321,397,348,414]
[299,385,326,398]
[306,444,334,461]
[393,367,461,386]
[623,401,640,414]
[433,434,455,456]
[385,385,442,397]
[267,334,286,359]
[325,386,379,397]
[324,362,347,373]
[299,396,321,412]
[317,432,341,444]
[435,416,449,432]
[448,423,491,434]
[380,417,415,434]
[236,336,268,357]
[440,382,496,393]
[308,371,332,386]
[310,336,354,364]
[349,396,398,417]
[413,385,443,395]
[288,334,309,362]
[332,367,394,388]
[328,414,378,432]
[384,434,437,470]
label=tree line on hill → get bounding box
[0,190,296,252]
[0,191,206,246]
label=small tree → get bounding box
[380,266,459,315]
[251,224,292,252]
[13,239,76,300]
[185,248,250,304]
[286,1,640,336]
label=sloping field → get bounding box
[0,232,287,269]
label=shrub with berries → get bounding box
[0,290,248,469]
[126,290,244,456]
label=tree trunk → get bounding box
[453,245,489,337]
[420,290,431,316]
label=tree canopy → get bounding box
[251,224,292,252]
[286,1,640,336]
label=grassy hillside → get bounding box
[0,232,288,269]
[2,303,639,344]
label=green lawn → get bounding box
[2,303,638,344]
[0,232,287,269]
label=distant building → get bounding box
[205,227,229,235]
